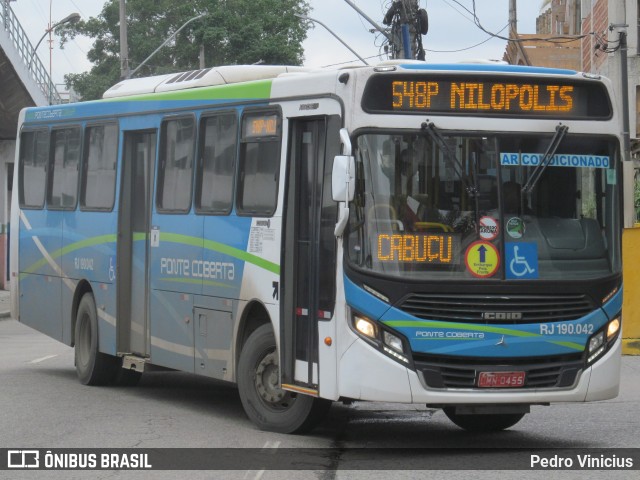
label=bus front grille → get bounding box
[415,354,584,390]
[399,293,595,324]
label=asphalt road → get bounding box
[1,318,639,480]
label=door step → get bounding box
[120,355,147,373]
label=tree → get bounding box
[59,0,311,101]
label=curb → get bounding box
[623,339,640,355]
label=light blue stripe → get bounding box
[399,63,578,76]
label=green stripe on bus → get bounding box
[549,340,584,350]
[384,320,539,338]
[158,277,233,289]
[384,319,585,351]
[160,232,280,275]
[21,231,279,277]
[104,80,273,103]
[23,234,118,274]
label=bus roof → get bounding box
[103,65,314,99]
[102,62,583,100]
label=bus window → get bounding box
[157,116,195,212]
[48,127,81,209]
[196,112,237,214]
[19,129,49,209]
[237,111,281,216]
[81,123,118,210]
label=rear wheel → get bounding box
[74,293,118,385]
[443,407,526,432]
[237,324,331,433]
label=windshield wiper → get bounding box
[421,121,478,198]
[421,121,481,228]
[521,123,569,195]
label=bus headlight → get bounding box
[382,331,410,364]
[587,316,621,365]
[354,315,377,339]
[383,331,404,354]
[607,317,621,339]
[587,331,605,364]
[350,311,411,366]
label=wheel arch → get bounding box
[235,300,273,377]
[71,280,93,347]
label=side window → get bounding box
[81,123,118,210]
[237,111,281,216]
[157,117,195,212]
[48,127,81,209]
[196,112,237,214]
[19,129,49,209]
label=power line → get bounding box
[441,0,476,24]
[448,0,590,45]
[426,23,509,53]
[321,53,386,68]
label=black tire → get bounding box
[237,324,331,433]
[74,293,118,386]
[443,407,525,432]
[418,8,429,35]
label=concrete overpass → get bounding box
[0,1,63,288]
[0,2,61,137]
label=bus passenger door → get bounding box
[117,130,156,357]
[281,116,339,390]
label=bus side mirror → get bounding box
[332,155,355,237]
[332,155,355,202]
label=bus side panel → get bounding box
[60,212,118,348]
[61,212,118,286]
[149,289,195,373]
[149,215,204,297]
[19,271,62,340]
[201,216,252,300]
[18,209,63,341]
[148,214,204,373]
[193,297,235,380]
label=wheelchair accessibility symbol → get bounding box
[505,242,538,279]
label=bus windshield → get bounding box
[346,131,621,281]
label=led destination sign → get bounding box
[377,233,459,264]
[244,113,279,138]
[362,74,611,119]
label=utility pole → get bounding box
[509,0,517,37]
[615,26,631,162]
[344,0,427,61]
[119,0,129,80]
[508,0,530,66]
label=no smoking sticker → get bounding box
[465,241,500,278]
[479,216,499,241]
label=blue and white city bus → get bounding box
[11,62,623,433]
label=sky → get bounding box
[8,0,544,87]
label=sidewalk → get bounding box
[0,289,9,319]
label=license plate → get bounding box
[477,371,525,388]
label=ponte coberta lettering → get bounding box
[160,257,235,281]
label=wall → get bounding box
[0,140,15,290]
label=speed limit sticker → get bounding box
[479,216,499,241]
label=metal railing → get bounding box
[1,2,62,104]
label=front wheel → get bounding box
[237,324,331,433]
[443,407,526,432]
